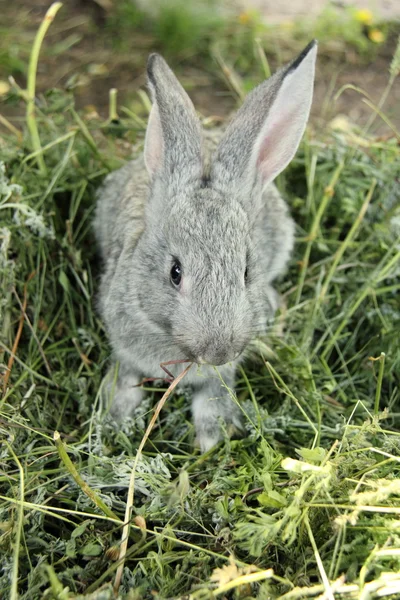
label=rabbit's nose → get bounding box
[200,348,236,366]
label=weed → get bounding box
[291,4,391,59]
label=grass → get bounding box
[104,0,394,63]
[1,4,400,600]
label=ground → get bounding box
[1,0,399,131]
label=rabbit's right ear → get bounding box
[144,54,203,190]
[211,41,317,204]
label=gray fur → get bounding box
[94,43,317,452]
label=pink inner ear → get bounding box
[256,120,278,166]
[256,114,290,183]
[255,100,307,186]
[144,103,164,177]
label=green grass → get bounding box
[105,0,225,58]
[1,6,400,600]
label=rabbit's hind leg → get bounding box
[191,368,244,453]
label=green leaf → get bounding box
[79,543,103,557]
[71,519,93,539]
[58,270,70,293]
[296,447,326,464]
[257,490,287,508]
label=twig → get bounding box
[2,271,36,397]
[134,360,192,386]
[212,569,274,597]
[242,487,264,502]
[113,362,192,593]
[0,341,53,391]
[12,286,53,380]
[0,113,22,140]
[160,358,192,381]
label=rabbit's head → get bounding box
[134,43,317,366]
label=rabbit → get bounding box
[94,40,317,452]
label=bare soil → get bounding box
[1,0,399,134]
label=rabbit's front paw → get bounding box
[105,372,144,421]
[192,389,244,452]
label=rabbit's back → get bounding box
[94,156,148,264]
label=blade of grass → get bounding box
[45,565,69,600]
[22,130,76,164]
[53,431,120,521]
[363,35,400,134]
[4,442,25,600]
[0,496,121,523]
[254,38,271,78]
[12,287,53,380]
[69,108,108,167]
[211,44,245,101]
[372,352,386,415]
[295,162,344,305]
[318,178,376,303]
[26,2,63,175]
[305,515,334,600]
[321,245,400,359]
[265,361,319,449]
[108,88,118,122]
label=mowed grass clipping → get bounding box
[1,6,400,599]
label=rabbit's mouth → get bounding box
[175,337,245,366]
[177,347,237,367]
[196,349,243,367]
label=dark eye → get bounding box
[170,261,182,287]
[244,266,248,283]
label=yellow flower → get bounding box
[238,12,251,25]
[0,80,10,96]
[368,28,385,43]
[355,8,373,25]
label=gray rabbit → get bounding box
[94,41,317,452]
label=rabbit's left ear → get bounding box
[144,54,203,189]
[212,41,317,196]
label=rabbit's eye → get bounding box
[170,261,182,287]
[244,266,248,283]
